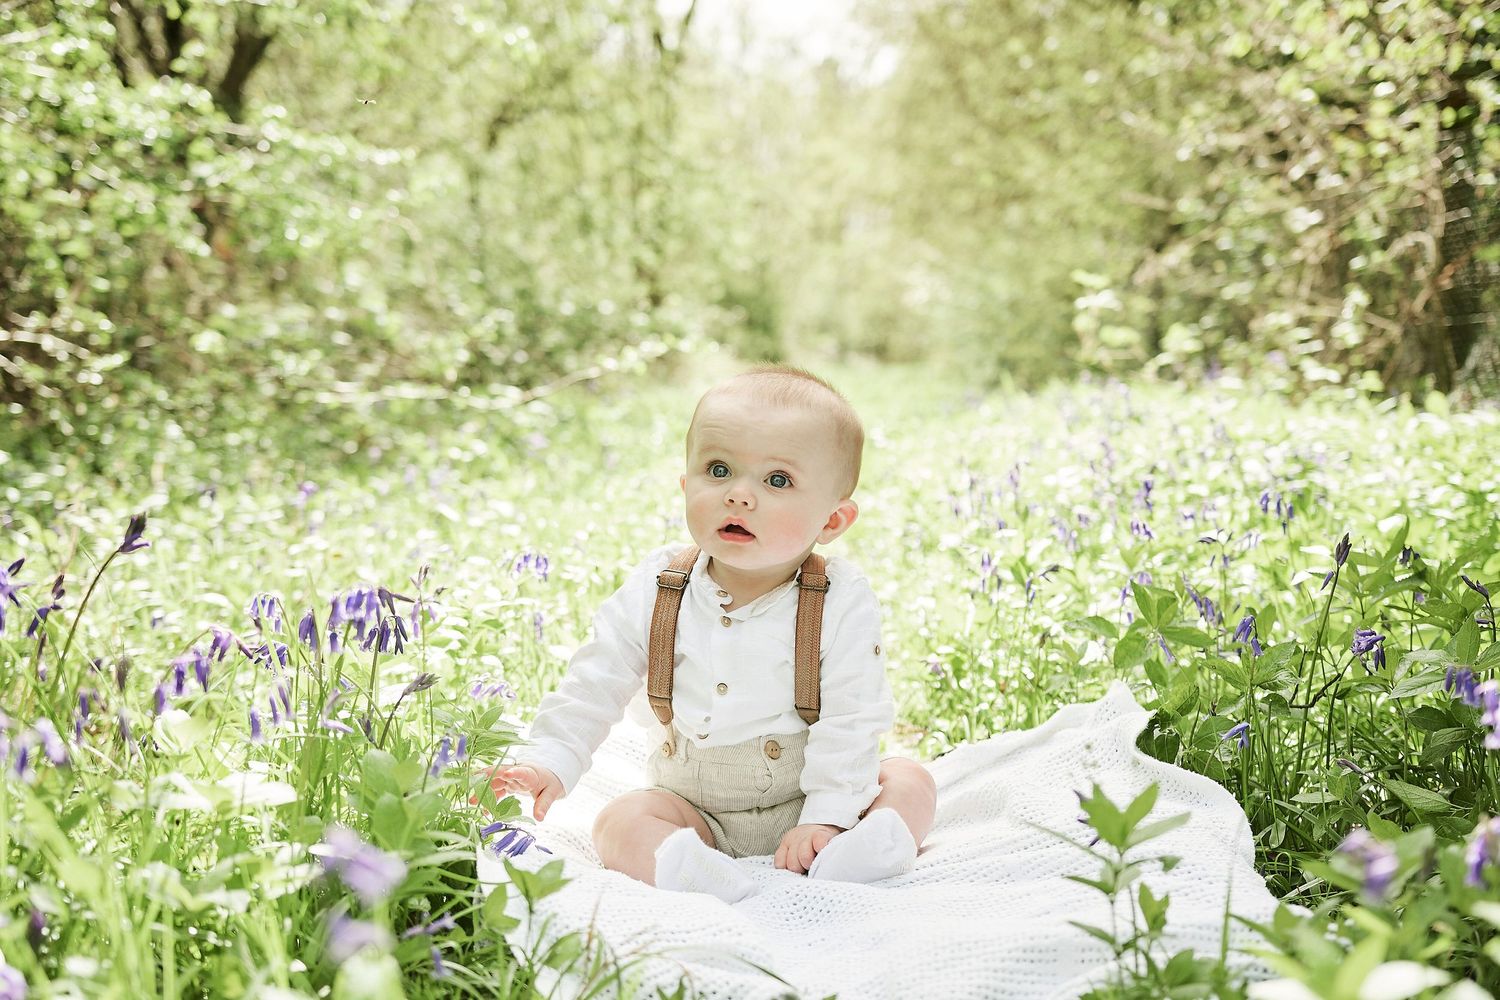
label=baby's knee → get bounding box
[880,757,937,804]
[592,791,646,844]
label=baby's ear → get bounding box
[679,473,687,493]
[818,498,859,544]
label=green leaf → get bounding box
[505,858,568,905]
[1114,627,1151,671]
[1388,666,1450,699]
[1072,615,1119,641]
[1418,728,1471,766]
[1382,779,1459,816]
[1125,812,1190,849]
[1077,784,1129,850]
[1122,784,1159,830]
[482,882,521,933]
[1138,882,1169,934]
[1066,921,1119,946]
[1160,625,1213,648]
[1205,656,1250,692]
[1453,618,1481,666]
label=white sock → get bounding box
[807,808,917,884]
[653,828,759,903]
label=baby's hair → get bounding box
[688,364,865,497]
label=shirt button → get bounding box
[696,732,709,740]
[716,589,729,599]
[764,739,782,760]
[716,682,728,695]
[874,644,882,655]
[720,615,732,627]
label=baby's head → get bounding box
[680,365,865,577]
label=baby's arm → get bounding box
[493,551,664,812]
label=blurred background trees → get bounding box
[2,0,1496,460]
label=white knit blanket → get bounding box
[478,683,1282,999]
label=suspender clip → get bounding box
[797,573,830,593]
[656,569,690,591]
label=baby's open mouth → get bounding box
[719,524,755,539]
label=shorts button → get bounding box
[716,682,728,695]
[660,741,673,757]
[720,615,732,627]
[764,739,782,760]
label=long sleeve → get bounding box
[796,570,893,828]
[515,557,659,793]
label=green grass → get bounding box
[2,359,1498,997]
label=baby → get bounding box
[490,365,936,902]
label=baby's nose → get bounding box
[724,487,753,506]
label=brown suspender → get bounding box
[647,545,828,732]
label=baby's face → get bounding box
[681,391,853,578]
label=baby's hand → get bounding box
[775,823,844,875]
[488,763,565,822]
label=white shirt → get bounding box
[518,544,893,829]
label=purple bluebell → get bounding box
[1335,828,1397,899]
[116,710,134,753]
[1399,546,1414,567]
[33,720,66,766]
[0,961,25,998]
[1258,490,1272,514]
[0,557,25,635]
[1130,519,1154,540]
[208,625,234,662]
[1444,667,1479,705]
[153,684,168,715]
[320,719,355,735]
[456,734,468,761]
[297,610,318,654]
[1221,721,1250,749]
[1322,537,1351,590]
[1136,478,1154,513]
[12,744,31,781]
[1336,758,1370,777]
[1232,615,1255,644]
[118,513,150,554]
[25,604,57,639]
[1461,575,1491,600]
[249,709,264,744]
[1350,629,1386,669]
[1249,636,1264,657]
[326,913,390,964]
[1477,681,1500,750]
[320,826,408,906]
[246,593,284,633]
[402,913,458,939]
[1465,816,1499,888]
[430,736,454,776]
[533,611,546,641]
[430,945,447,979]
[28,906,46,950]
[481,821,551,858]
[293,481,318,508]
[1157,637,1174,663]
[174,648,210,693]
[402,672,438,698]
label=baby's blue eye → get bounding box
[767,472,792,489]
[708,462,731,479]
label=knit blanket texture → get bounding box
[478,682,1281,999]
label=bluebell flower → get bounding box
[1477,680,1500,750]
[1350,629,1385,665]
[0,557,25,636]
[1232,615,1255,644]
[320,826,408,906]
[33,719,66,766]
[1130,519,1154,540]
[1466,816,1499,888]
[1461,575,1491,600]
[153,684,168,715]
[325,913,391,964]
[429,736,454,776]
[118,513,150,555]
[1221,721,1250,749]
[0,959,25,998]
[481,821,551,858]
[249,709,264,744]
[1447,666,1480,705]
[297,609,318,654]
[246,593,284,633]
[208,625,234,662]
[430,945,447,979]
[402,914,458,939]
[1336,828,1397,899]
[320,719,355,735]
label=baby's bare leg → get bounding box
[592,789,714,885]
[866,757,938,845]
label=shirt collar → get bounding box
[689,548,801,619]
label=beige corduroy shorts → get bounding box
[646,729,809,858]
